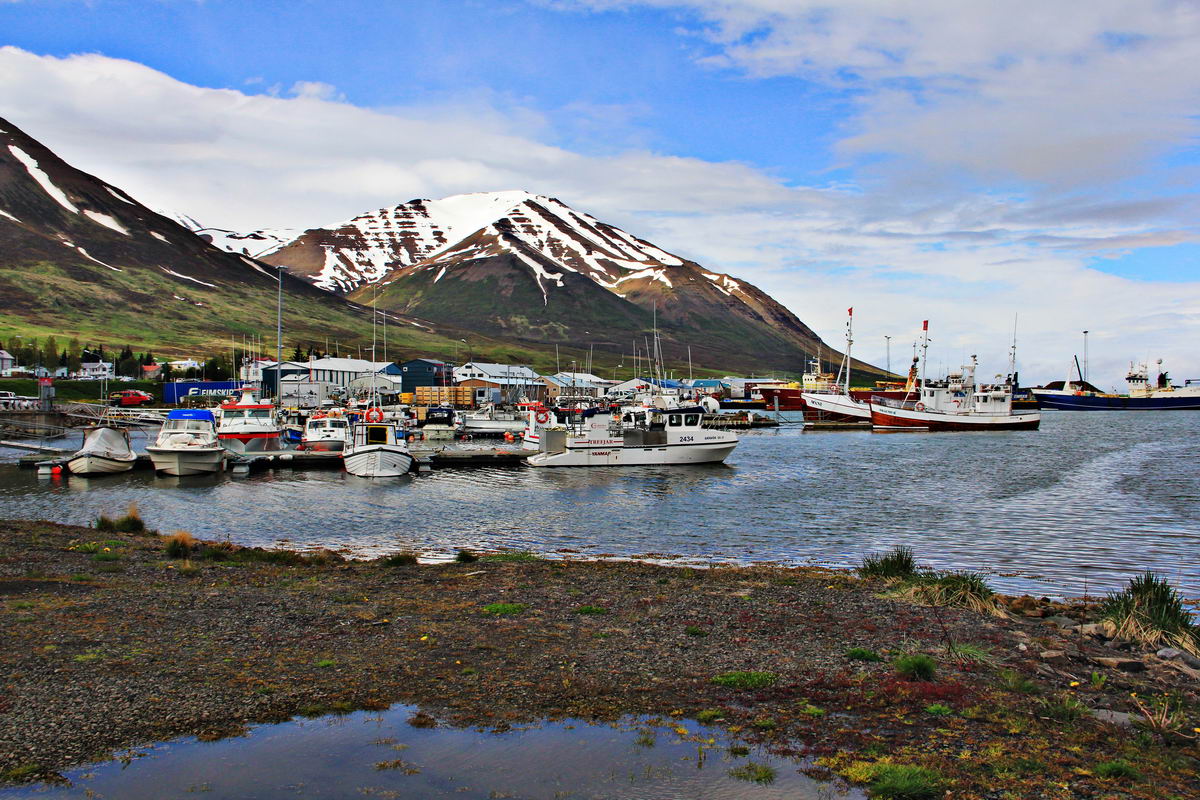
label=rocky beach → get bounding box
[0,517,1197,798]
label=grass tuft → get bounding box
[454,549,478,563]
[1100,572,1198,655]
[711,670,777,690]
[695,709,724,724]
[858,546,919,580]
[94,515,116,532]
[868,764,943,799]
[382,552,418,567]
[997,668,1040,695]
[894,654,936,681]
[845,647,883,662]
[903,571,1006,617]
[164,530,195,559]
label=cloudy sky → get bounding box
[2,0,1198,385]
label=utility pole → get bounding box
[275,266,284,400]
[884,335,892,375]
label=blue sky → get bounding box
[1,0,1198,383]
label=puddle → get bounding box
[3,706,859,799]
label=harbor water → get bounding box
[0,411,1196,600]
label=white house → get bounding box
[552,371,618,388]
[452,362,540,384]
[168,358,204,371]
[0,350,14,372]
[79,361,115,379]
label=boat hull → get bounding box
[799,393,872,423]
[218,432,285,453]
[67,453,136,476]
[870,405,1041,431]
[526,440,737,467]
[462,418,526,434]
[301,437,346,453]
[1032,392,1200,411]
[145,446,226,476]
[343,445,414,477]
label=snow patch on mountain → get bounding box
[9,145,78,214]
[193,227,297,259]
[104,186,135,205]
[161,266,216,288]
[0,208,19,223]
[83,209,129,236]
[73,245,121,271]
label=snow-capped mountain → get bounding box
[229,190,863,373]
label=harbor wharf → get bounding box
[1,520,1196,797]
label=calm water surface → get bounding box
[0,709,849,800]
[1,411,1196,599]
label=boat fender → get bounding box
[504,432,515,442]
[365,407,384,422]
[915,402,925,412]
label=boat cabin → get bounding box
[353,423,402,447]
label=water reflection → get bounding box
[1,412,1198,598]
[1,708,851,800]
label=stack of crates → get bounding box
[413,386,475,408]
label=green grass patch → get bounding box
[695,709,724,724]
[1095,759,1141,781]
[868,764,943,799]
[482,602,527,616]
[858,546,919,579]
[0,763,41,782]
[845,647,882,662]
[1041,693,1087,722]
[902,571,1005,617]
[924,703,953,716]
[711,670,777,690]
[91,551,121,562]
[727,762,776,785]
[381,552,418,567]
[481,551,541,563]
[573,605,608,615]
[315,658,336,668]
[684,625,708,637]
[894,654,936,681]
[997,668,1040,695]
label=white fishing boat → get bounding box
[299,412,349,452]
[67,426,136,476]
[869,324,1040,431]
[461,403,526,435]
[343,411,414,477]
[146,409,226,475]
[527,405,737,467]
[420,406,459,441]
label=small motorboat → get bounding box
[420,406,459,441]
[300,412,349,452]
[67,426,136,476]
[461,403,526,435]
[527,405,738,467]
[146,409,226,475]
[216,386,284,453]
[343,411,414,477]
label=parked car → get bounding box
[109,389,154,407]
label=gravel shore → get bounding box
[0,518,1196,798]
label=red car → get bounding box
[109,389,154,407]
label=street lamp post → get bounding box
[884,335,892,375]
[275,266,284,400]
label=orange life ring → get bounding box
[535,410,550,424]
[951,400,960,408]
[365,407,384,422]
[915,402,926,412]
[311,411,327,420]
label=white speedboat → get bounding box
[216,386,283,453]
[146,409,226,475]
[67,426,136,476]
[343,415,414,477]
[526,405,737,467]
[300,413,349,452]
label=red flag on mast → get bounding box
[848,307,853,316]
[922,320,928,331]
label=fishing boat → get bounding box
[461,403,526,435]
[146,409,226,475]
[420,406,459,440]
[67,425,136,476]
[299,412,349,452]
[527,405,738,467]
[1033,360,1200,410]
[215,386,284,453]
[868,324,1040,431]
[343,409,414,477]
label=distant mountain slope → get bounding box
[0,117,461,358]
[247,191,881,375]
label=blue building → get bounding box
[397,359,453,394]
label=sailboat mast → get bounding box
[844,307,854,394]
[919,320,930,389]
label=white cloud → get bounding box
[0,44,1197,385]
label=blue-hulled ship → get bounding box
[1033,360,1200,410]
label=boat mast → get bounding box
[843,307,853,394]
[919,320,929,391]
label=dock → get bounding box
[18,446,535,476]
